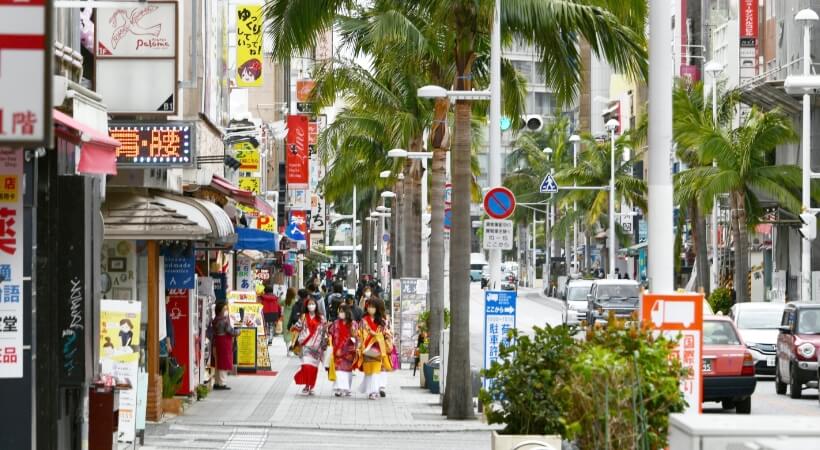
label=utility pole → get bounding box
[487,0,502,289]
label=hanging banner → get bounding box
[235,5,263,87]
[286,211,308,241]
[286,115,309,184]
[99,300,142,443]
[0,149,23,378]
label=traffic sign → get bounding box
[540,173,559,194]
[443,208,453,230]
[444,183,453,206]
[484,290,516,389]
[483,219,513,250]
[483,186,516,220]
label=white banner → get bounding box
[0,149,24,378]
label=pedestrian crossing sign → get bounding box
[540,173,558,194]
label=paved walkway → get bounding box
[141,336,497,449]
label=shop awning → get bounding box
[102,191,210,240]
[234,227,278,252]
[53,109,120,175]
[209,175,274,215]
[153,194,237,246]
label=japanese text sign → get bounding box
[233,140,259,172]
[162,244,195,289]
[740,0,757,39]
[109,123,193,166]
[0,149,23,378]
[0,0,50,145]
[236,5,263,87]
[641,292,703,415]
[286,115,309,184]
[235,255,254,292]
[483,219,513,250]
[484,290,516,389]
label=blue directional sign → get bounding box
[540,173,558,194]
[484,290,517,389]
[443,208,452,230]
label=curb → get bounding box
[169,420,501,433]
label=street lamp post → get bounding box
[388,148,433,280]
[381,190,397,280]
[569,134,580,273]
[705,60,723,292]
[605,119,619,279]
[543,147,554,290]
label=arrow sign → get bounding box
[540,173,558,194]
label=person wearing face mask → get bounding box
[358,286,373,310]
[290,298,327,395]
[357,297,393,400]
[211,302,240,390]
[328,304,359,396]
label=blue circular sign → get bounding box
[483,187,516,219]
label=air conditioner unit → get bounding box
[520,114,543,132]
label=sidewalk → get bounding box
[144,335,497,444]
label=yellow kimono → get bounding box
[358,315,393,375]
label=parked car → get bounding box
[702,316,756,414]
[563,279,594,325]
[585,279,641,325]
[470,263,484,282]
[775,302,820,399]
[729,302,785,376]
[500,272,518,291]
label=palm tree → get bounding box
[675,107,799,303]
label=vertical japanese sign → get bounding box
[0,149,22,378]
[483,290,516,389]
[641,293,703,415]
[286,114,309,184]
[235,5,262,87]
[235,255,254,291]
[0,0,50,145]
[99,299,141,442]
[398,278,427,364]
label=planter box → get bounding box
[491,431,562,450]
[419,353,429,387]
[161,397,183,415]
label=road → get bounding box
[467,283,820,417]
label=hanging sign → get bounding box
[286,115,309,184]
[235,5,263,87]
[163,244,195,289]
[0,149,23,378]
[109,123,193,167]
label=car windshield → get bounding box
[797,309,820,334]
[704,321,741,346]
[736,309,783,329]
[567,287,590,302]
[596,285,639,300]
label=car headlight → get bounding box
[798,342,816,359]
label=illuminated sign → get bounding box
[108,123,194,166]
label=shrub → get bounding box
[709,287,733,315]
[162,363,185,399]
[195,384,209,401]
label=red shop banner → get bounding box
[286,115,309,184]
[740,0,757,39]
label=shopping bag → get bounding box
[389,345,400,371]
[328,350,337,381]
[323,344,333,367]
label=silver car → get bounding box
[730,302,785,376]
[564,279,594,324]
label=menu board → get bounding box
[397,278,428,365]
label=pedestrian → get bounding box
[329,303,359,397]
[288,288,311,329]
[325,282,345,322]
[346,295,363,321]
[281,287,297,354]
[259,286,281,345]
[357,297,393,400]
[325,265,335,290]
[290,296,327,395]
[211,302,240,390]
[378,312,396,397]
[308,282,327,317]
[615,268,621,279]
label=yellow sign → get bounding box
[233,141,259,172]
[236,327,257,368]
[0,175,19,203]
[229,300,265,336]
[236,5,263,87]
[256,215,276,232]
[238,176,260,194]
[100,300,142,364]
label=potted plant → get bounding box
[480,317,687,450]
[418,339,429,387]
[161,362,185,415]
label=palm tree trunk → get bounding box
[733,191,749,302]
[428,148,447,358]
[395,180,404,278]
[690,201,710,295]
[444,98,474,420]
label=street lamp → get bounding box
[381,191,397,198]
[605,119,619,279]
[569,134,581,273]
[784,8,820,302]
[705,60,723,291]
[379,170,391,179]
[388,149,434,279]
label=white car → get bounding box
[729,302,785,376]
[563,279,594,324]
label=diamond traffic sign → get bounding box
[540,173,558,194]
[483,186,516,220]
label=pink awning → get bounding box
[209,175,274,216]
[53,109,120,175]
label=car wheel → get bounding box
[775,361,787,395]
[735,396,751,414]
[721,400,735,410]
[789,364,802,399]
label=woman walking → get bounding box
[281,287,296,355]
[290,296,327,395]
[211,302,239,390]
[357,297,392,400]
[328,303,359,396]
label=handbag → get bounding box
[363,346,381,361]
[390,345,400,370]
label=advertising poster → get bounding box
[233,140,260,172]
[0,149,23,378]
[236,327,257,369]
[100,300,142,443]
[286,115,309,184]
[398,279,428,365]
[228,292,264,336]
[235,5,263,87]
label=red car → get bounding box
[702,316,757,414]
[775,302,820,399]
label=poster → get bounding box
[100,300,142,443]
[233,140,260,172]
[0,149,23,378]
[286,115,309,184]
[228,297,264,336]
[235,5,263,87]
[398,278,428,365]
[236,327,257,369]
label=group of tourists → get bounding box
[289,281,396,400]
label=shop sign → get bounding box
[229,301,264,336]
[0,149,23,378]
[233,140,259,172]
[235,256,254,291]
[109,123,193,167]
[286,115,309,184]
[236,327,257,369]
[210,272,227,301]
[227,290,256,303]
[255,215,276,232]
[238,176,260,194]
[235,5,263,87]
[286,211,308,241]
[296,80,315,102]
[163,244,195,289]
[739,0,757,40]
[99,299,142,443]
[310,194,325,231]
[287,184,309,210]
[0,0,51,145]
